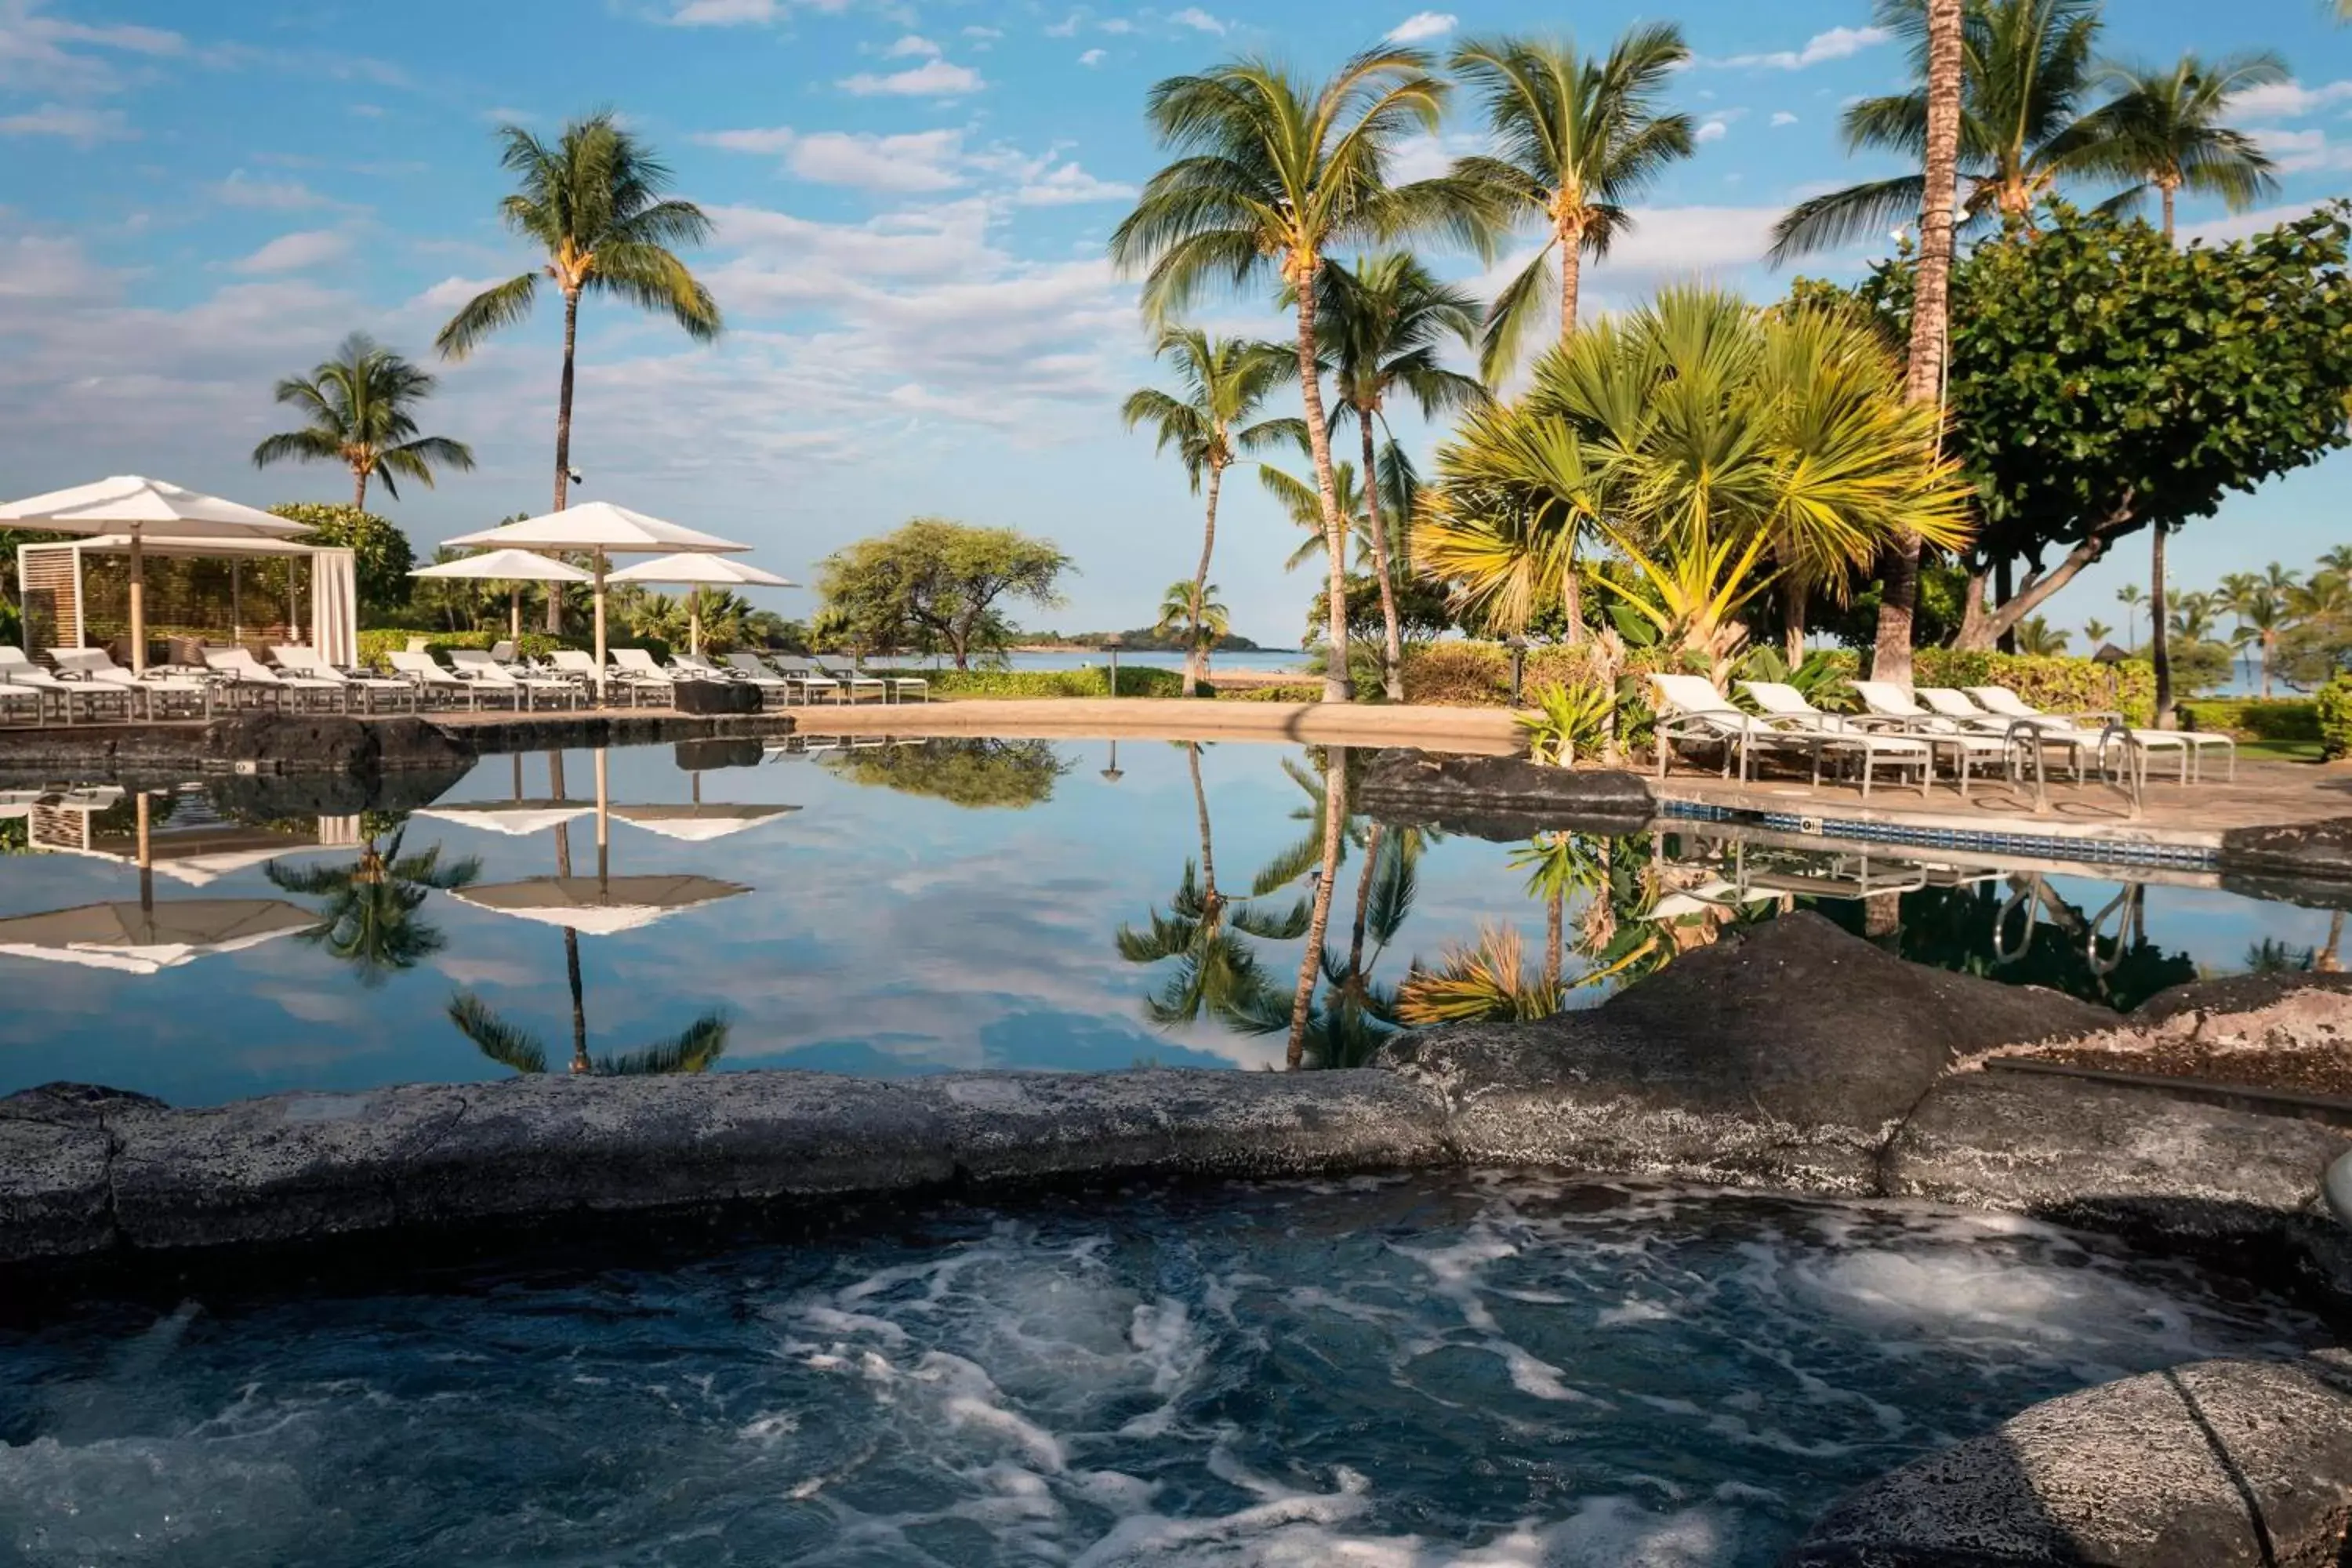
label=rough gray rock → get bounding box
[0,1085,161,1262]
[1356,747,1654,839]
[2132,969,2352,1027]
[205,713,477,774]
[671,679,761,715]
[2220,814,2352,885]
[1379,913,2110,1191]
[1784,1356,2352,1566]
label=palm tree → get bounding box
[1396,923,1566,1024]
[2083,617,2112,645]
[1770,0,2132,262]
[1156,581,1232,650]
[2013,614,2070,655]
[1315,252,1486,696]
[1110,49,1496,702]
[1416,287,1970,676]
[252,333,475,510]
[2222,574,2291,697]
[2320,546,2352,578]
[2115,583,2145,648]
[1447,26,1694,376]
[263,824,481,987]
[2076,52,2285,241]
[2169,589,2217,644]
[450,989,730,1077]
[435,112,721,627]
[1116,742,1307,1033]
[1121,330,1301,695]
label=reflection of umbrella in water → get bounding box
[416,801,597,837]
[448,873,749,935]
[608,803,798,842]
[0,898,318,974]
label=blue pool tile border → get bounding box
[1655,797,2219,869]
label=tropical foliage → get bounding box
[815,519,1070,670]
[252,334,474,510]
[2077,50,2284,239]
[264,825,481,988]
[267,503,417,619]
[450,989,730,1077]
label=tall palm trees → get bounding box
[2078,51,2285,241]
[1120,329,1300,695]
[1770,0,2129,262]
[435,113,720,627]
[1315,252,1486,697]
[252,334,475,510]
[1448,26,1693,376]
[263,824,481,987]
[2115,583,2146,647]
[1112,49,1494,702]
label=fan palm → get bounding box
[1116,742,1308,1034]
[1121,330,1301,695]
[1448,26,1694,376]
[1416,287,1971,676]
[1110,49,1497,702]
[449,989,729,1077]
[252,334,474,510]
[263,825,481,988]
[2075,51,2285,241]
[1313,252,1486,695]
[1770,0,2133,262]
[434,112,720,627]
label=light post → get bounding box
[1505,634,1529,706]
[1104,633,1123,698]
[1100,739,1124,783]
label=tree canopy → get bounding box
[815,518,1071,670]
[1828,201,2352,645]
[269,503,416,618]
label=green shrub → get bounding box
[1518,681,1614,764]
[923,666,1186,699]
[2174,697,2321,743]
[2318,677,2352,761]
[353,627,671,672]
[1399,640,1613,706]
[1214,681,1326,702]
[1909,650,2154,725]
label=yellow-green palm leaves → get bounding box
[1416,286,1972,671]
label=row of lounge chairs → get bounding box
[1649,673,2235,801]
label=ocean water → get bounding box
[0,1174,2321,1566]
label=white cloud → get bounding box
[1387,129,1486,184]
[1169,8,1226,34]
[839,59,984,96]
[1078,48,1105,67]
[1385,11,1456,44]
[2180,202,2325,246]
[0,103,130,142]
[0,2,185,96]
[479,105,533,125]
[2230,78,2352,122]
[884,34,940,58]
[408,274,512,312]
[1770,111,1799,128]
[1014,162,1137,205]
[212,169,330,209]
[1718,26,1889,71]
[963,25,1003,39]
[2254,126,2352,174]
[664,0,782,23]
[232,229,350,274]
[1696,119,1730,143]
[703,125,971,192]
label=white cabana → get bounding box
[0,477,314,671]
[18,532,361,670]
[411,549,594,643]
[442,503,748,697]
[604,552,798,656]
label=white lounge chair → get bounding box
[767,658,846,705]
[721,652,794,702]
[388,650,506,710]
[1744,680,2009,798]
[858,662,930,703]
[1916,686,2183,789]
[49,648,212,719]
[1966,684,2234,782]
[205,647,344,711]
[448,648,577,710]
[0,648,134,723]
[271,646,415,713]
[1653,673,1928,799]
[811,659,887,704]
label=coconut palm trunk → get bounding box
[1288,747,1348,1067]
[353,468,369,510]
[1872,0,1964,685]
[1358,412,1405,700]
[549,290,582,632]
[1294,270,1355,702]
[1189,466,1222,697]
[1559,216,1584,336]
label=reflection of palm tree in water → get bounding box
[448,751,728,1076]
[265,819,481,987]
[1116,742,1307,1035]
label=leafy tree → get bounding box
[1449,25,1693,374]
[267,503,418,620]
[264,824,480,987]
[1307,571,1456,648]
[815,518,1070,671]
[1120,329,1300,695]
[822,738,1069,809]
[1838,202,2352,720]
[1111,48,1497,702]
[434,112,720,626]
[1771,0,2133,261]
[1312,252,1485,695]
[2076,51,2284,241]
[252,333,474,510]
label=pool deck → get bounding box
[782,696,1525,754]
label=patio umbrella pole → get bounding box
[510,586,521,645]
[128,533,145,673]
[594,748,609,891]
[136,790,152,915]
[593,551,608,706]
[230,561,242,646]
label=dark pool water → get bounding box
[0,738,2341,1105]
[0,1174,2322,1566]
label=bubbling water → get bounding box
[0,1174,2320,1566]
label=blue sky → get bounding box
[1,0,2347,646]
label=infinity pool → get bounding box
[0,738,2340,1105]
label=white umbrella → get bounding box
[0,898,318,975]
[441,504,749,698]
[608,803,800,842]
[0,477,310,671]
[448,873,750,936]
[412,549,595,644]
[604,553,799,656]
